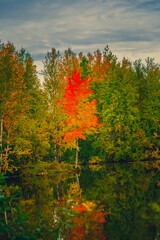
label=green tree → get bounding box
[12,49,49,163]
[133,58,160,159]
[96,57,140,160]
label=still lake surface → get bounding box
[6,161,160,239]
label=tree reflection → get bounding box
[2,161,160,240]
[54,173,110,240]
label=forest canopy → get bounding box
[0,41,160,170]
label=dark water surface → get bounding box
[3,161,160,239]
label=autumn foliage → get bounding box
[1,41,160,167]
[57,69,102,148]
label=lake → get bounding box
[1,161,160,239]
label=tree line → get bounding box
[0,41,160,170]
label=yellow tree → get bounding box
[0,42,25,162]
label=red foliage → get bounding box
[57,69,103,144]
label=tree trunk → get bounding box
[57,139,62,163]
[54,141,57,162]
[76,173,81,198]
[5,132,9,160]
[0,114,4,162]
[4,210,8,225]
[75,140,78,168]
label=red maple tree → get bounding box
[57,69,102,167]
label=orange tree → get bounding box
[57,69,102,168]
[0,42,49,167]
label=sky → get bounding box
[0,0,160,82]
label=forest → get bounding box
[0,41,160,240]
[0,41,160,172]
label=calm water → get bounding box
[2,161,160,239]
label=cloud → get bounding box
[0,0,160,78]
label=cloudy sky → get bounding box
[0,0,160,80]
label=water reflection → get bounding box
[53,173,110,240]
[1,161,160,239]
[54,197,109,240]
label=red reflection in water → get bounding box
[56,198,111,240]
